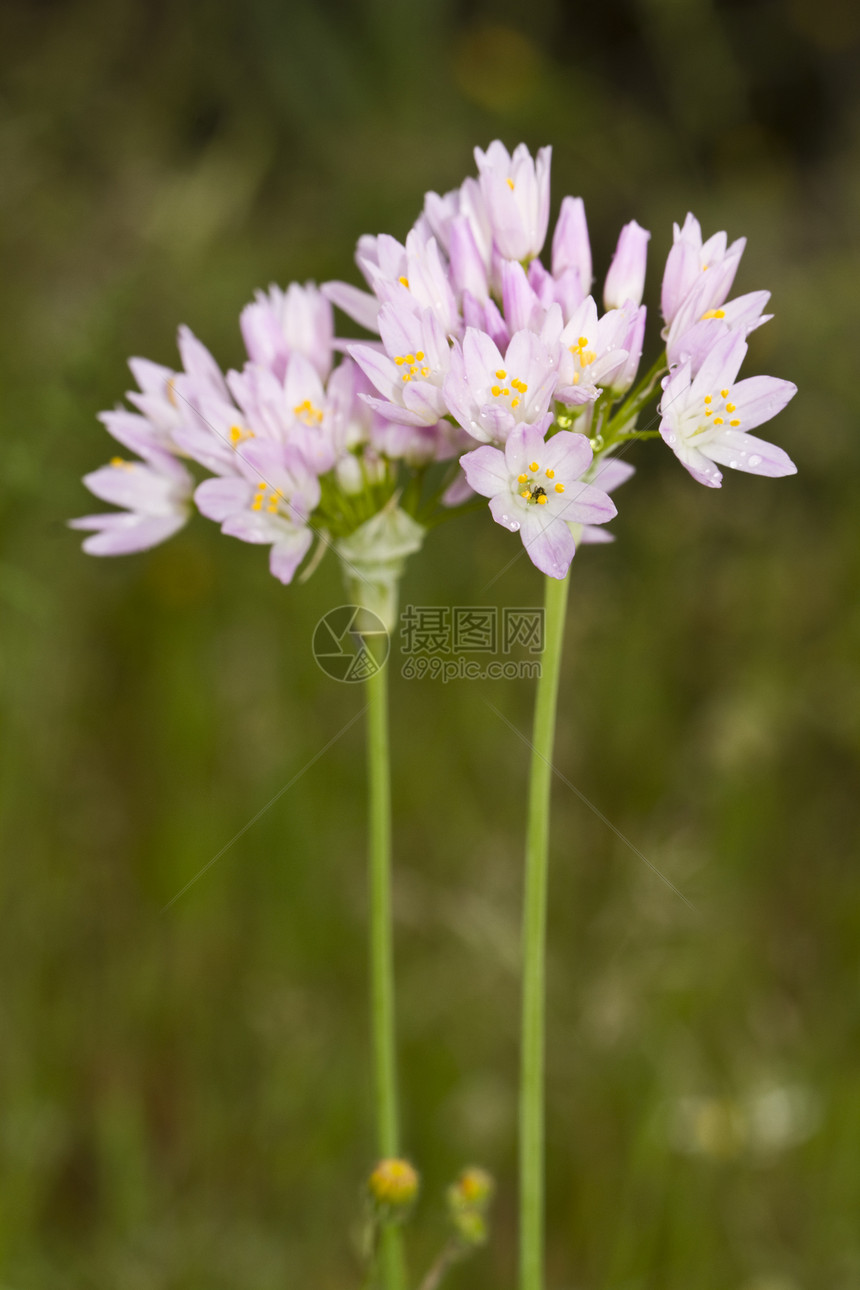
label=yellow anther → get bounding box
[554,483,565,493]
[714,416,724,425]
[415,351,424,361]
[520,490,530,499]
[726,403,736,412]
[491,385,501,397]
[571,372,580,385]
[545,468,555,478]
[506,177,515,190]
[421,367,429,377]
[110,456,129,468]
[404,354,414,364]
[537,494,548,504]
[701,309,726,320]
[705,410,713,416]
[511,398,520,408]
[402,374,411,382]
[496,368,507,379]
[578,336,588,349]
[502,387,510,396]
[704,395,712,404]
[229,424,253,445]
[529,461,539,473]
[166,376,178,407]
[394,356,406,366]
[517,473,528,483]
[730,418,740,426]
[399,276,409,287]
[720,388,729,398]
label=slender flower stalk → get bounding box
[519,571,570,1290]
[365,659,406,1290]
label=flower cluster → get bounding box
[74,142,797,584]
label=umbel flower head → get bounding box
[74,142,797,587]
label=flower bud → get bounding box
[368,1158,420,1208]
[452,1207,488,1246]
[603,220,650,311]
[448,1166,495,1211]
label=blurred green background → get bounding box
[2,0,859,1286]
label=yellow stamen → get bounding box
[729,418,740,426]
[720,388,729,398]
[554,483,565,493]
[537,494,548,504]
[415,351,424,361]
[704,395,712,404]
[495,368,507,379]
[545,468,555,479]
[506,177,515,190]
[511,397,520,408]
[517,473,528,483]
[529,461,539,472]
[701,309,726,320]
[166,376,178,407]
[714,416,724,425]
[399,276,409,287]
[492,385,501,397]
[520,490,530,499]
[726,403,736,412]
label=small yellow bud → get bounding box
[448,1166,495,1212]
[368,1158,420,1207]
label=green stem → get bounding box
[519,571,570,1290]
[366,661,406,1290]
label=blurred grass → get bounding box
[1,0,860,1286]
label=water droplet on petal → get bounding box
[509,521,520,532]
[729,459,738,469]
[748,454,762,468]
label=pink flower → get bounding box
[556,298,630,405]
[604,220,650,311]
[443,327,559,444]
[552,196,592,296]
[350,303,451,427]
[474,141,552,262]
[460,425,616,578]
[240,282,334,382]
[659,332,796,487]
[661,213,746,331]
[194,440,320,584]
[71,445,193,555]
[665,288,771,373]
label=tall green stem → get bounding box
[366,660,405,1290]
[519,571,570,1290]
